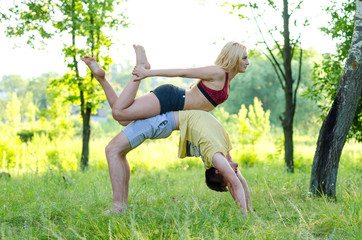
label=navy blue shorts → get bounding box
[151,84,186,114]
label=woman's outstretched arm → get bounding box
[132,65,225,82]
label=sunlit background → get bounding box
[1,0,334,79]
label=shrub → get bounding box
[17,129,48,143]
[237,97,271,145]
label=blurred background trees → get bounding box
[0,0,360,202]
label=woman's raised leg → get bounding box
[81,56,118,108]
[112,45,162,121]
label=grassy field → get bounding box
[0,136,361,239]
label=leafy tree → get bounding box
[310,0,362,198]
[305,0,361,142]
[1,0,129,169]
[49,0,128,169]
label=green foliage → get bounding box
[20,92,37,123]
[17,129,47,143]
[49,0,129,112]
[5,93,21,129]
[2,0,54,48]
[222,2,247,19]
[26,72,59,109]
[321,0,355,61]
[0,73,74,146]
[37,86,75,139]
[0,126,22,170]
[237,97,271,145]
[211,107,238,139]
[212,98,276,167]
[223,51,321,134]
[306,0,362,142]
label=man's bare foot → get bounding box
[133,44,151,70]
[102,208,125,215]
[102,203,125,215]
[81,56,106,82]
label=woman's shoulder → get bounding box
[204,65,226,80]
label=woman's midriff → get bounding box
[183,85,215,112]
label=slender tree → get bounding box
[229,0,305,172]
[310,0,362,198]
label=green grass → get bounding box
[1,162,361,239]
[0,133,361,239]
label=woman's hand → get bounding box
[132,66,149,81]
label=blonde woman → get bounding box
[82,41,249,126]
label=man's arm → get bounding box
[226,153,253,213]
[212,153,248,216]
[236,170,252,212]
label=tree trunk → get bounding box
[310,0,362,198]
[81,106,92,169]
[282,0,295,172]
[283,122,294,172]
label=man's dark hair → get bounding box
[205,167,228,192]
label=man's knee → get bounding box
[105,133,130,159]
[105,142,116,158]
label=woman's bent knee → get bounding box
[112,108,125,121]
[118,120,130,127]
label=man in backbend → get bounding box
[104,109,252,216]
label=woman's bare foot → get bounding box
[81,56,106,82]
[133,44,151,70]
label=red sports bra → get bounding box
[197,73,229,107]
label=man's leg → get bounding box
[105,131,132,213]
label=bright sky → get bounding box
[0,0,334,80]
